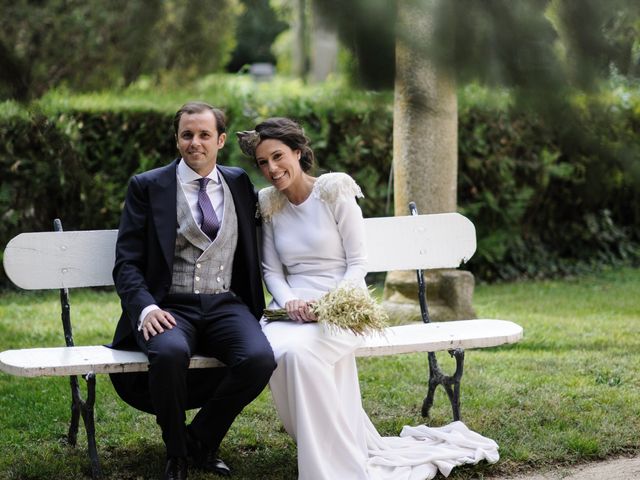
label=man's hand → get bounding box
[284,299,317,323]
[141,309,177,341]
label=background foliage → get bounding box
[0,0,241,101]
[226,0,287,72]
[457,87,640,280]
[1,79,638,284]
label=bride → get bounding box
[237,118,499,479]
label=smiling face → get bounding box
[176,111,226,176]
[255,138,303,191]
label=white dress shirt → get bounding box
[176,159,225,226]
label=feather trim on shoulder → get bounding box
[259,173,362,221]
[258,186,287,223]
[312,172,364,204]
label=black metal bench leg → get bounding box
[408,203,469,423]
[82,373,101,479]
[421,348,465,422]
[68,375,82,446]
[66,372,102,478]
[421,352,439,418]
[443,349,464,421]
[55,219,102,477]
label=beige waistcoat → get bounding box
[169,175,238,295]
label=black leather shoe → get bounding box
[199,455,231,477]
[163,456,187,480]
[186,430,231,476]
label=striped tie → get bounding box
[197,177,220,240]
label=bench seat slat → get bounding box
[0,346,226,377]
[355,320,523,357]
[0,320,522,378]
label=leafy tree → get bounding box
[0,0,131,99]
[157,0,241,76]
[227,0,287,72]
[0,0,241,101]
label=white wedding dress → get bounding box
[259,173,499,480]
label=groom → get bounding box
[111,101,275,480]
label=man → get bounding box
[111,102,275,480]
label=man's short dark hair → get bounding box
[173,102,226,136]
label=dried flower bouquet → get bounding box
[263,284,388,336]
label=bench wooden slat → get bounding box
[0,346,225,377]
[0,320,522,378]
[2,213,476,290]
[354,320,522,357]
[364,213,476,272]
[3,230,118,289]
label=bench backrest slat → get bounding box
[3,213,476,290]
[3,230,118,289]
[364,213,476,272]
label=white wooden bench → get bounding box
[1,207,523,478]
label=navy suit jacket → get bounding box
[111,159,265,350]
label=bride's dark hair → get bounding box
[255,117,315,172]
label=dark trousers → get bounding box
[135,292,275,458]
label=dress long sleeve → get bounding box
[261,217,299,307]
[332,196,367,285]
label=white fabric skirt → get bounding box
[261,319,499,480]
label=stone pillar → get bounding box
[383,0,476,324]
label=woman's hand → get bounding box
[285,299,317,323]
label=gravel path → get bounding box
[487,455,640,479]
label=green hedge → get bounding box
[1,83,638,285]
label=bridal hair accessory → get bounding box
[236,130,261,157]
[263,284,389,336]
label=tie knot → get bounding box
[197,177,210,191]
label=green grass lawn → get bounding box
[0,268,638,479]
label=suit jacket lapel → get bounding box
[218,165,263,319]
[149,159,179,270]
[219,167,247,239]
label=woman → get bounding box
[237,118,499,480]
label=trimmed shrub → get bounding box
[1,83,638,286]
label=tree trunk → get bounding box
[309,2,338,83]
[384,0,476,323]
